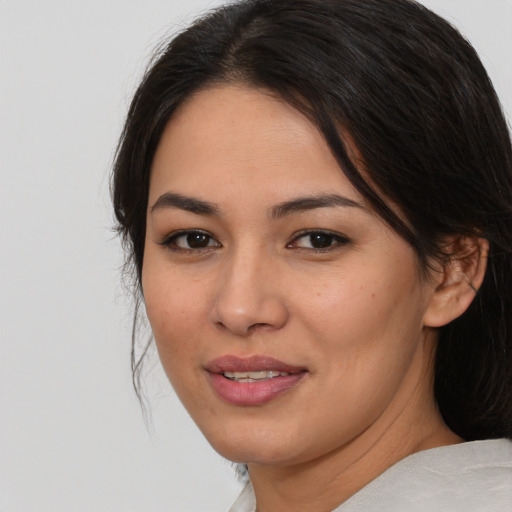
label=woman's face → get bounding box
[142,85,441,466]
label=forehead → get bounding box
[149,85,363,204]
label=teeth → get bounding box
[223,370,291,382]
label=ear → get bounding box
[423,235,489,328]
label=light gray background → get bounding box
[1,1,511,511]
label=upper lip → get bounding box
[206,355,306,374]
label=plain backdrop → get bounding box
[1,1,511,511]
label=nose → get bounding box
[209,249,289,336]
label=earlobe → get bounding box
[423,235,489,328]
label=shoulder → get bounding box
[228,440,512,512]
[337,439,512,512]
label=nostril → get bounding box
[213,320,272,334]
[247,322,273,332]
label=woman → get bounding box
[112,0,512,510]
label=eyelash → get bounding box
[286,230,350,252]
[158,230,221,252]
[158,229,350,253]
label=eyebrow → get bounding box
[270,194,364,219]
[150,192,219,216]
[150,191,363,218]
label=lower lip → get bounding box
[208,372,307,406]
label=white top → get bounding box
[229,439,512,511]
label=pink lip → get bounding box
[206,355,307,406]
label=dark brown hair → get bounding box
[112,0,512,440]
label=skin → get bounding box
[142,85,480,512]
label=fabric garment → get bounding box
[228,439,512,511]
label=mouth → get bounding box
[206,355,308,406]
[222,370,293,382]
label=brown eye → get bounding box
[185,233,212,248]
[308,233,335,249]
[161,230,221,250]
[287,231,349,251]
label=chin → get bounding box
[201,420,302,465]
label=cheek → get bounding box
[143,275,209,407]
[299,271,403,334]
[293,273,428,440]
[142,260,207,366]
[301,259,427,370]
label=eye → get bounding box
[160,230,221,251]
[287,230,349,251]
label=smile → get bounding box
[223,370,291,382]
[206,355,308,405]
